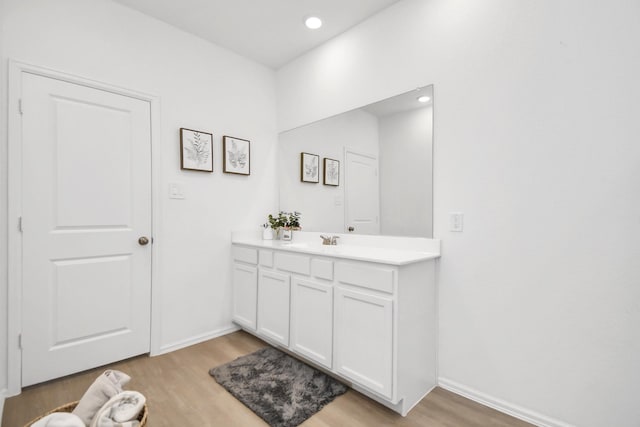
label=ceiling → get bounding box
[113,0,404,69]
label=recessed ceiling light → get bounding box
[305,16,322,30]
[417,95,431,103]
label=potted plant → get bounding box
[266,211,301,239]
[287,211,302,230]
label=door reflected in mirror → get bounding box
[278,85,433,238]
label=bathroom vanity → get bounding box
[230,231,440,416]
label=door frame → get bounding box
[7,60,163,395]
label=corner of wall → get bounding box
[155,324,239,356]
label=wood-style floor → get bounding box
[3,331,533,427]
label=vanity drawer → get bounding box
[259,250,274,268]
[275,252,311,275]
[311,258,333,281]
[232,246,258,264]
[335,262,395,293]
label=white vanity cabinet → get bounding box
[230,238,438,416]
[334,285,394,399]
[257,270,290,346]
[290,277,333,368]
[231,247,259,331]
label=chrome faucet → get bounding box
[320,235,340,245]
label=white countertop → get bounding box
[232,232,440,266]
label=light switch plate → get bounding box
[450,212,464,232]
[169,182,185,199]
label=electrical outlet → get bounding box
[450,212,464,232]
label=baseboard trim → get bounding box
[156,325,240,356]
[438,378,574,427]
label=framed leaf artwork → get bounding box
[300,152,319,183]
[223,136,250,175]
[180,128,213,172]
[323,158,340,186]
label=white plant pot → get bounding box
[262,228,274,240]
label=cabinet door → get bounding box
[258,270,291,346]
[232,263,258,331]
[290,278,333,368]
[334,287,393,399]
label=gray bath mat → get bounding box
[209,346,347,427]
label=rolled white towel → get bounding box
[89,391,146,427]
[31,412,85,427]
[72,370,131,426]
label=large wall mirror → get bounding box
[278,85,433,238]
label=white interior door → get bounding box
[20,72,152,387]
[345,149,380,234]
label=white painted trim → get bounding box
[0,389,6,422]
[149,84,163,357]
[7,59,25,397]
[6,59,162,394]
[438,377,575,427]
[156,325,241,356]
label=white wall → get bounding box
[379,106,433,237]
[276,0,640,426]
[279,109,378,233]
[1,0,278,392]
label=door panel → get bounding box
[232,263,258,330]
[257,270,291,346]
[54,97,133,227]
[334,287,393,399]
[290,278,333,368]
[21,72,152,386]
[53,256,132,345]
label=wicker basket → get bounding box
[24,400,148,427]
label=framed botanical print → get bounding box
[223,136,250,175]
[300,152,319,183]
[323,158,340,186]
[180,128,213,172]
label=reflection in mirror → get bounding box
[278,85,433,238]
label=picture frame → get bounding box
[223,135,251,175]
[323,158,340,186]
[180,128,213,172]
[300,152,319,183]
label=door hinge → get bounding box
[18,99,23,115]
[18,333,22,350]
[18,216,23,232]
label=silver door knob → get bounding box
[348,226,355,232]
[138,236,150,246]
